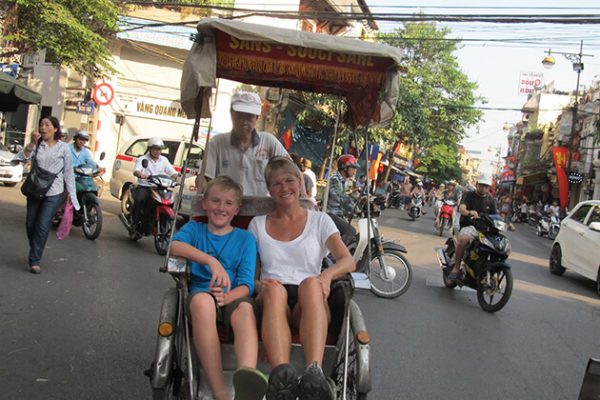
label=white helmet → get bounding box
[147,137,164,149]
[74,130,90,141]
[477,171,493,186]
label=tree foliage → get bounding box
[2,0,121,79]
[377,21,484,182]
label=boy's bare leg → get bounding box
[259,282,291,367]
[189,293,229,400]
[296,277,328,366]
[230,302,259,368]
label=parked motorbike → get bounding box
[119,160,178,255]
[435,214,513,312]
[330,213,412,299]
[536,212,560,240]
[408,194,423,221]
[386,181,402,209]
[354,194,386,219]
[437,199,456,236]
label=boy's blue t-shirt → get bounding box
[172,221,256,295]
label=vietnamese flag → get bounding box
[552,146,569,209]
[281,126,293,150]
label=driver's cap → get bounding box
[231,91,262,116]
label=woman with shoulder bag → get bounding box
[15,117,80,274]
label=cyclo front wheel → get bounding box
[368,248,412,298]
[476,266,513,313]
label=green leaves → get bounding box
[4,0,120,79]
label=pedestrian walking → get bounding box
[15,117,79,274]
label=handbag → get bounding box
[20,141,63,199]
[56,198,74,240]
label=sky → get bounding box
[366,1,600,162]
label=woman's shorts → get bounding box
[187,291,257,336]
[283,284,299,311]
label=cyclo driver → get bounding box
[132,137,178,233]
[327,154,358,219]
[447,172,498,283]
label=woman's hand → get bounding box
[208,258,231,292]
[317,272,332,299]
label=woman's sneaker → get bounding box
[298,362,334,400]
[266,363,299,400]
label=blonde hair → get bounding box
[205,176,243,205]
[264,156,301,186]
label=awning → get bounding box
[517,171,547,185]
[0,73,42,112]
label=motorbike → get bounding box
[72,165,104,240]
[386,181,402,209]
[330,212,412,299]
[536,212,560,240]
[437,199,456,236]
[408,194,423,221]
[435,214,513,312]
[354,194,386,219]
[119,159,178,255]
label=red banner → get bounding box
[215,31,396,124]
[552,146,569,209]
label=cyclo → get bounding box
[148,18,405,399]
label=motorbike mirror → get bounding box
[99,151,106,161]
[142,159,149,168]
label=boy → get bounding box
[171,176,266,400]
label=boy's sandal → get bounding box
[30,265,41,274]
[233,367,268,400]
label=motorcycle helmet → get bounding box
[74,130,90,141]
[417,181,423,187]
[477,171,493,186]
[337,154,358,171]
[147,137,165,150]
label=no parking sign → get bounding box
[93,82,115,106]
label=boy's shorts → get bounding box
[187,291,257,337]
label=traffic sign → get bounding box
[93,82,115,106]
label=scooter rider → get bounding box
[327,154,358,218]
[410,181,427,215]
[132,137,178,232]
[69,130,105,172]
[434,180,458,227]
[448,172,512,282]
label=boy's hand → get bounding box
[210,286,225,307]
[208,258,231,292]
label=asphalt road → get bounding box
[1,185,599,399]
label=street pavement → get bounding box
[1,185,599,399]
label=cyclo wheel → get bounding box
[368,249,412,298]
[82,200,102,240]
[152,293,195,400]
[155,215,174,255]
[476,266,513,313]
[332,316,368,399]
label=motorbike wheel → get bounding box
[476,266,513,313]
[527,217,537,227]
[368,249,412,298]
[82,201,102,240]
[536,225,543,236]
[155,215,174,256]
[548,226,559,241]
[549,245,566,275]
[510,213,519,223]
[438,217,448,237]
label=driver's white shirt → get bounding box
[134,154,176,187]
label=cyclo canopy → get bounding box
[180,18,405,126]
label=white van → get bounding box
[110,137,203,217]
